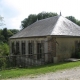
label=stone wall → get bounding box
[9,37,49,63]
[56,37,80,62]
[10,37,46,55]
[10,36,80,64]
[47,36,56,62]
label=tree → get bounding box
[21,12,58,29]
[21,14,37,29]
[0,29,5,43]
[0,34,5,43]
[0,43,9,56]
[37,12,57,20]
[0,15,5,26]
[66,16,76,23]
[7,30,13,37]
[66,16,80,26]
[2,28,8,42]
[76,21,80,26]
[0,28,19,43]
[9,29,19,34]
[0,15,6,43]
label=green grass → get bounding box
[0,61,80,79]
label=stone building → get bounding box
[9,15,80,65]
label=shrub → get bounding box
[0,57,6,70]
[0,43,9,56]
[0,43,9,69]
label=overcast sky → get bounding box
[0,0,80,29]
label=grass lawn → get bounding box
[0,61,80,79]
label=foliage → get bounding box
[0,57,6,70]
[0,43,9,56]
[66,16,80,26]
[0,28,19,69]
[21,12,80,29]
[37,12,57,20]
[0,61,80,79]
[2,28,8,42]
[9,29,19,34]
[0,43,10,70]
[0,34,5,42]
[0,15,5,26]
[0,28,19,43]
[7,30,13,37]
[21,12,58,29]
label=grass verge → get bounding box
[0,61,80,79]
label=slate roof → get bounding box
[10,15,80,39]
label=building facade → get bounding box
[9,16,80,66]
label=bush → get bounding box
[0,43,9,69]
[0,57,6,70]
[0,43,9,56]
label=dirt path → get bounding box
[7,67,80,80]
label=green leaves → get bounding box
[66,16,80,26]
[21,12,58,29]
[0,28,19,43]
[21,13,80,29]
[0,43,9,56]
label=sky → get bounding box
[0,0,80,30]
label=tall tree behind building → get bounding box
[66,16,80,26]
[21,12,80,29]
[21,12,58,29]
[2,28,8,42]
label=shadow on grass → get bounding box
[24,61,71,69]
[1,61,79,71]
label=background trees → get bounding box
[21,12,58,29]
[0,28,19,56]
[0,15,19,56]
[1,12,80,57]
[21,12,80,29]
[0,43,9,56]
[66,16,80,26]
[0,28,19,43]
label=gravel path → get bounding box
[7,67,80,80]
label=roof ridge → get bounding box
[36,15,59,22]
[51,15,60,35]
